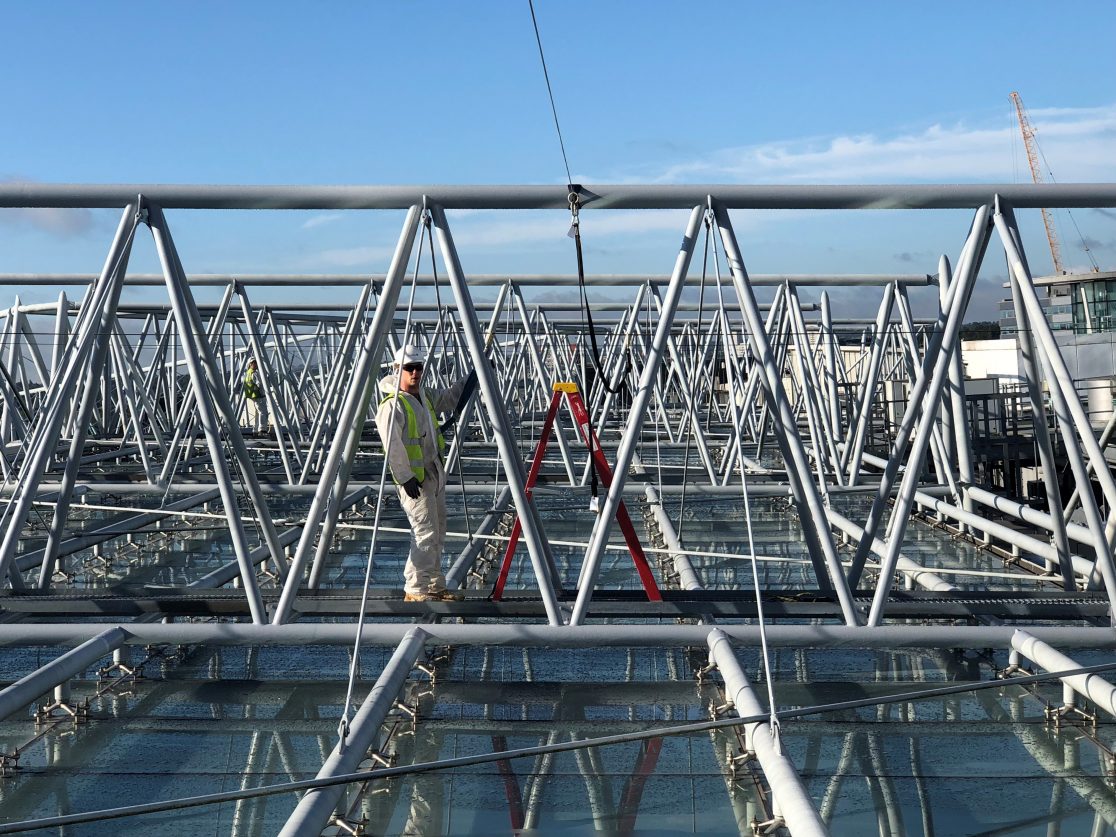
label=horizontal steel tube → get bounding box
[15,481,956,498]
[16,490,221,572]
[0,627,127,721]
[2,623,1115,649]
[966,486,1095,549]
[913,493,1093,577]
[0,272,937,287]
[1,183,1114,210]
[825,508,954,592]
[855,449,1093,576]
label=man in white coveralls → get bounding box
[375,344,476,602]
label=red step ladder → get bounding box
[491,382,662,602]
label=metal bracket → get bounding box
[35,699,87,726]
[392,700,418,722]
[1,750,19,777]
[751,815,786,836]
[98,661,142,683]
[325,815,366,836]
[710,699,735,719]
[695,661,718,683]
[1046,701,1097,731]
[729,751,755,776]
[365,750,394,769]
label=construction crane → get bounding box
[1010,91,1065,274]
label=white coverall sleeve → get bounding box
[430,376,468,415]
[375,398,417,484]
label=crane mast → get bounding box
[1011,91,1065,274]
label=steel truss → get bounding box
[1,182,1116,834]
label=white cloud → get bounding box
[0,177,97,237]
[1,207,94,235]
[644,103,1116,185]
[302,104,1116,271]
[301,213,343,230]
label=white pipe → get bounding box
[277,627,428,836]
[0,627,127,721]
[645,485,704,591]
[826,508,954,593]
[707,629,830,836]
[1012,629,1116,717]
[3,623,1116,649]
[856,449,1094,579]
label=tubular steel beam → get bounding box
[430,203,565,624]
[147,203,268,622]
[570,206,704,625]
[0,273,938,287]
[1,182,1115,209]
[707,629,830,836]
[4,623,1116,648]
[272,206,421,624]
[1012,629,1116,718]
[0,627,127,722]
[0,204,138,590]
[277,627,428,837]
[712,201,860,626]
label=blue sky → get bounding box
[2,1,1115,321]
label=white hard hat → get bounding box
[392,344,427,367]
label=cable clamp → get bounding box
[567,184,581,237]
[567,184,582,215]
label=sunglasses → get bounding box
[401,363,424,373]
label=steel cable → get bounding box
[5,659,1115,833]
[338,214,428,741]
[708,203,782,742]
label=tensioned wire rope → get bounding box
[337,209,433,741]
[23,499,1056,583]
[424,214,474,544]
[471,282,512,518]
[674,212,713,538]
[708,202,783,742]
[527,0,630,519]
[3,658,1111,833]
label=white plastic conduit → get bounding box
[707,628,830,837]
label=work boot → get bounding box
[431,588,464,602]
[404,592,433,602]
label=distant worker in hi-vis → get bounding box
[243,357,269,434]
[376,344,476,602]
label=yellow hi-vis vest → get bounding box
[244,367,263,400]
[379,390,446,483]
